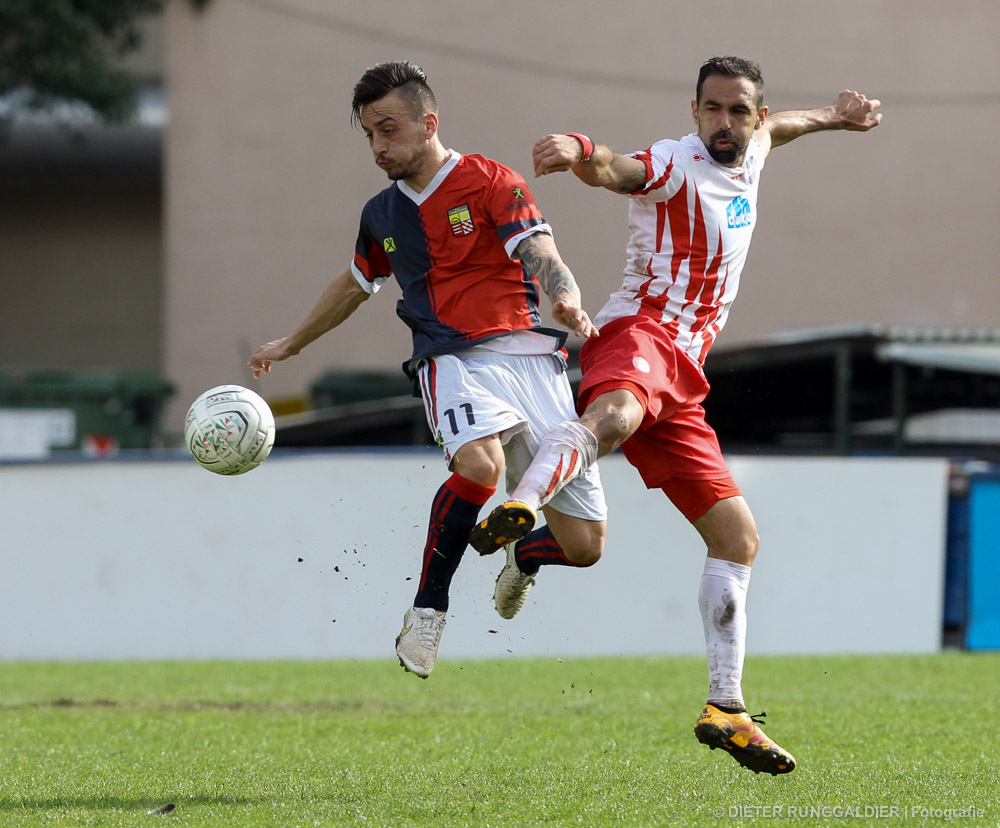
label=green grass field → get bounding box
[1,653,997,826]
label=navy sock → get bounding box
[413,473,495,612]
[514,524,586,575]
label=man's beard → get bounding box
[706,130,745,165]
[385,165,411,181]
[383,145,426,181]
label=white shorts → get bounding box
[416,351,606,522]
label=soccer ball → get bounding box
[184,385,275,475]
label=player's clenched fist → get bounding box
[532,134,584,177]
[831,90,882,131]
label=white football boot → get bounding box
[493,542,537,620]
[395,606,446,678]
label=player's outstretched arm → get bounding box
[532,134,647,194]
[756,90,882,156]
[248,268,369,378]
[514,232,597,339]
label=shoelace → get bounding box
[414,613,444,647]
[514,569,535,585]
[499,568,534,612]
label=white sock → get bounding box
[510,421,598,511]
[699,558,751,708]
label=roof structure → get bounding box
[271,326,1000,461]
[705,326,1000,458]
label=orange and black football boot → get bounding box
[694,704,796,775]
[468,500,536,555]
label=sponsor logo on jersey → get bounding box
[506,199,536,213]
[383,237,396,252]
[448,204,475,236]
[512,187,525,199]
[727,196,752,229]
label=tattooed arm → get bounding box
[514,232,597,338]
[532,135,648,194]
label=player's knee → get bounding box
[564,542,603,567]
[580,398,642,456]
[561,529,605,567]
[544,512,605,566]
[452,439,505,487]
[595,413,633,455]
[462,456,504,487]
[724,529,759,566]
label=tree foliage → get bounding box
[0,0,206,126]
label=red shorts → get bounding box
[577,315,740,520]
[661,476,742,523]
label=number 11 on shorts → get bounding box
[442,403,475,434]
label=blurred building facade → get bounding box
[2,1,999,441]
[2,0,998,650]
[0,11,164,373]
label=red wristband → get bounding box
[567,132,594,162]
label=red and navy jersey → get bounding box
[350,151,567,364]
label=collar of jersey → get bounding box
[397,149,462,205]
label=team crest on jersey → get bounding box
[727,196,752,229]
[448,204,475,236]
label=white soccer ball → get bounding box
[184,385,275,475]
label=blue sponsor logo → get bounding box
[727,196,752,229]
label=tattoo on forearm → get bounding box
[517,235,580,303]
[616,166,648,194]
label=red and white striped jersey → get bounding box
[592,133,767,368]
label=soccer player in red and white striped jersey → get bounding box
[521,56,882,775]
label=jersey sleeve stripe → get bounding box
[350,260,383,294]
[501,223,552,258]
[631,148,673,196]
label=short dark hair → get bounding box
[696,56,764,109]
[351,60,438,127]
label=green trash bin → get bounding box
[0,368,175,456]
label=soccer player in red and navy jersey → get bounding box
[502,56,881,775]
[249,61,607,679]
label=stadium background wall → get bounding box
[0,453,948,661]
[156,1,999,432]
